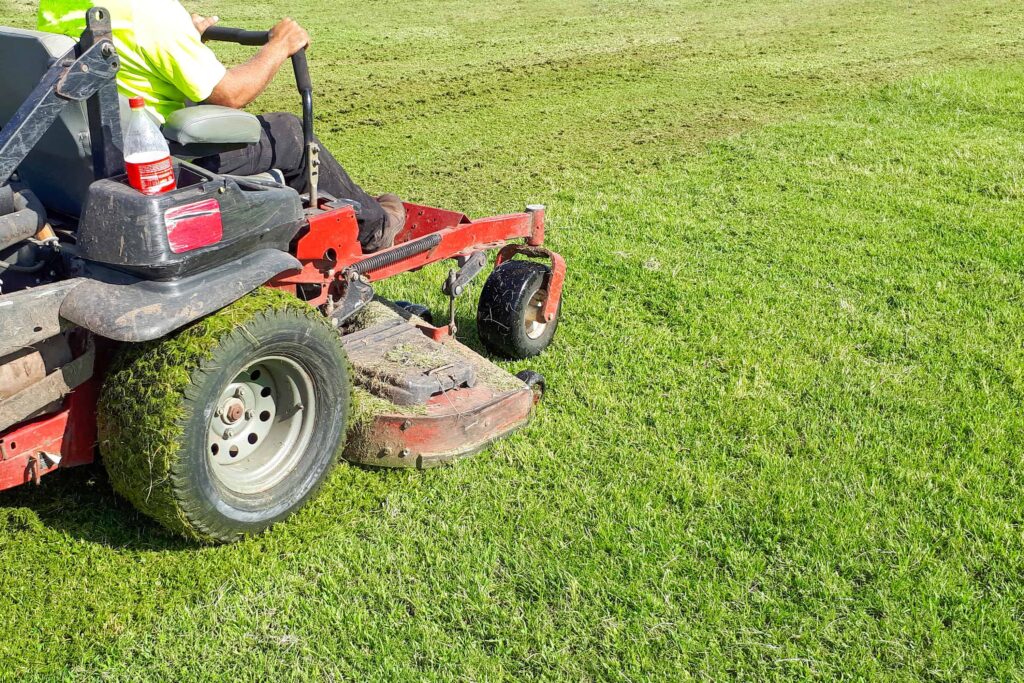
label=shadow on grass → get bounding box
[0,465,194,551]
[0,311,491,552]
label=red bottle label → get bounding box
[126,154,177,195]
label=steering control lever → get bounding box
[202,26,319,206]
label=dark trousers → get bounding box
[196,112,388,249]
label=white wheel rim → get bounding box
[207,356,316,495]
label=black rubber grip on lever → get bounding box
[291,49,313,93]
[201,26,269,45]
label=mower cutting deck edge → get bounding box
[0,11,564,542]
[341,301,543,469]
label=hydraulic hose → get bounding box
[0,209,41,252]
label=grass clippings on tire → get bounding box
[98,288,325,542]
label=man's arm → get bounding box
[202,18,310,110]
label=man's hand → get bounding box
[204,17,308,109]
[191,13,219,36]
[268,18,310,58]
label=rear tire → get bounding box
[99,289,351,543]
[477,261,560,359]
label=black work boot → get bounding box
[374,193,406,250]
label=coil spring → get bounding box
[352,233,442,275]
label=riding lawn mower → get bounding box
[0,9,565,542]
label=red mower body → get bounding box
[0,202,564,490]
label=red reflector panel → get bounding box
[164,199,223,254]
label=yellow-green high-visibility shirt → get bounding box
[38,0,226,122]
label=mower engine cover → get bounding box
[75,164,304,280]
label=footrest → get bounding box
[342,318,476,406]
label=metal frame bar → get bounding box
[269,203,546,305]
[0,379,97,490]
[0,8,121,185]
[77,7,125,179]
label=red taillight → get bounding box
[164,199,223,254]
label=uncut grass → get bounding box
[1,0,1023,680]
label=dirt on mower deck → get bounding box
[347,299,523,398]
[342,300,526,466]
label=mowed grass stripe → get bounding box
[295,0,1024,210]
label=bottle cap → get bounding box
[128,96,146,109]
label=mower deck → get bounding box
[342,302,535,469]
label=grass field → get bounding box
[2,0,1024,679]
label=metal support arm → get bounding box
[77,7,125,180]
[0,20,121,186]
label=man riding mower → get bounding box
[0,6,565,542]
[38,0,405,251]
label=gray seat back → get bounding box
[0,27,95,217]
[0,27,264,216]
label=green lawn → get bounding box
[2,0,1024,679]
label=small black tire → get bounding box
[477,261,560,359]
[395,301,434,325]
[98,289,351,543]
[515,370,546,403]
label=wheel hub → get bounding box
[223,399,245,424]
[206,358,316,495]
[524,289,549,340]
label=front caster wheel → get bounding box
[99,289,352,543]
[516,369,546,404]
[477,260,561,359]
[394,300,434,325]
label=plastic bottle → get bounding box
[123,96,177,195]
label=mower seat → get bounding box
[162,105,262,159]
